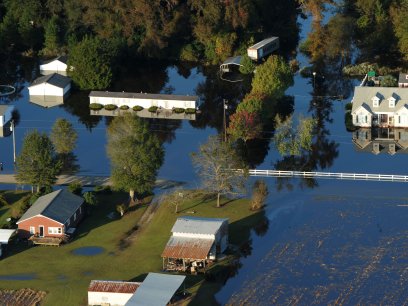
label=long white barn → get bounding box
[89,91,198,110]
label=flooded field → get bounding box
[217,179,408,304]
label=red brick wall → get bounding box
[18,216,64,239]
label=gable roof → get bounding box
[88,280,140,294]
[351,87,408,114]
[28,73,71,89]
[41,55,68,65]
[17,189,83,224]
[171,216,228,235]
[161,236,214,260]
[126,273,185,306]
[399,73,408,84]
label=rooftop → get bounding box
[248,36,279,50]
[125,273,185,306]
[171,216,228,235]
[17,189,84,225]
[29,73,71,89]
[161,236,214,260]
[89,91,198,102]
[88,280,140,294]
[0,229,16,244]
[41,55,68,65]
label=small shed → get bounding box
[398,73,408,88]
[125,273,185,306]
[247,37,279,61]
[88,280,141,306]
[220,56,243,73]
[40,56,70,75]
[0,229,16,258]
[0,105,14,137]
[28,73,71,97]
[162,217,228,272]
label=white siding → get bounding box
[28,84,66,96]
[90,96,196,110]
[88,291,134,306]
[40,61,67,73]
[247,49,258,60]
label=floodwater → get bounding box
[0,4,407,304]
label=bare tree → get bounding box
[166,189,187,213]
[192,136,247,207]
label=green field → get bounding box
[0,190,265,305]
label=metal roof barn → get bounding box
[171,216,228,235]
[161,236,214,260]
[125,273,185,306]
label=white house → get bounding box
[161,217,228,272]
[351,87,408,128]
[40,56,70,75]
[89,91,198,110]
[0,105,14,137]
[88,280,140,306]
[28,73,71,97]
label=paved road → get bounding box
[0,174,184,189]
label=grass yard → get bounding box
[0,191,31,227]
[0,190,266,306]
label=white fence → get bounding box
[248,169,408,182]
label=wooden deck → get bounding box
[29,236,64,246]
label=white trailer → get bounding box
[247,37,279,61]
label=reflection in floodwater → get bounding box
[353,127,408,155]
[29,95,66,108]
[90,108,196,121]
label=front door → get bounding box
[39,226,44,237]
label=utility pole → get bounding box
[10,119,16,163]
[223,99,228,142]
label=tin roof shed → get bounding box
[171,216,228,235]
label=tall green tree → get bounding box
[107,113,164,202]
[16,130,61,193]
[68,35,116,90]
[50,118,78,154]
[42,16,61,56]
[191,135,247,207]
[251,55,293,99]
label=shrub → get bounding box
[173,108,185,113]
[104,104,118,111]
[148,106,158,113]
[250,180,268,210]
[345,102,352,111]
[120,105,129,110]
[380,75,397,87]
[345,112,357,131]
[68,181,83,195]
[185,108,196,114]
[94,185,112,194]
[89,103,103,110]
[132,105,143,112]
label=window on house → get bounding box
[373,98,379,107]
[389,99,395,108]
[73,212,77,222]
[358,115,367,123]
[48,227,61,234]
[30,226,35,234]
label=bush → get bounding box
[380,75,397,87]
[148,106,158,113]
[94,185,112,194]
[250,180,268,210]
[345,112,357,132]
[173,108,185,113]
[104,104,118,111]
[185,108,196,114]
[89,103,103,110]
[345,102,352,111]
[239,54,256,74]
[120,105,129,110]
[68,181,83,195]
[133,105,143,112]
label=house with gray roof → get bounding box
[40,55,70,75]
[16,189,84,240]
[28,73,71,97]
[351,87,408,128]
[161,216,228,272]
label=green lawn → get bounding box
[0,191,31,227]
[0,190,265,306]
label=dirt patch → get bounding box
[0,288,46,306]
